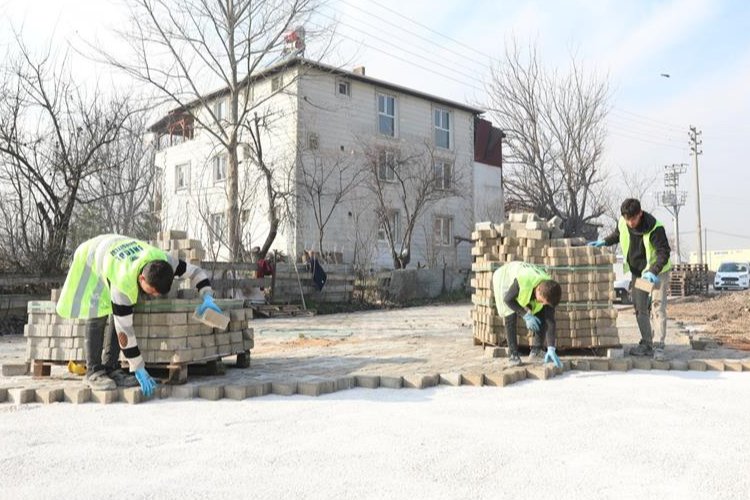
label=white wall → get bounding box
[473,161,504,225]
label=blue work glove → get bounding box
[523,312,541,332]
[641,271,660,285]
[196,294,222,316]
[134,367,157,397]
[587,240,606,248]
[544,346,563,368]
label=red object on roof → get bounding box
[474,117,504,168]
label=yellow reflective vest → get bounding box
[618,217,672,275]
[492,261,551,317]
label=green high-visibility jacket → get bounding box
[618,217,672,275]
[492,261,551,317]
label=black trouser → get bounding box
[630,279,653,347]
[84,315,121,376]
[505,305,556,354]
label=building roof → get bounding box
[149,56,485,132]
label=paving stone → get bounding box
[632,359,652,370]
[198,385,224,400]
[224,384,250,400]
[724,361,743,372]
[378,376,403,389]
[484,347,506,358]
[271,381,297,396]
[484,372,515,387]
[355,375,380,389]
[335,376,356,391]
[589,359,610,371]
[402,374,438,389]
[298,380,335,397]
[669,360,689,371]
[438,373,462,386]
[610,359,633,372]
[606,348,625,359]
[525,365,554,381]
[118,387,144,404]
[571,359,590,371]
[171,384,199,399]
[8,388,35,404]
[90,389,118,404]
[651,360,671,371]
[63,387,91,404]
[0,387,7,403]
[246,382,271,398]
[703,359,725,371]
[687,360,707,371]
[508,367,527,382]
[1,363,29,376]
[461,373,484,386]
[35,387,64,404]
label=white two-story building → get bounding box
[149,57,503,269]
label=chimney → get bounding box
[352,66,366,76]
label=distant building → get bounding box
[689,249,750,271]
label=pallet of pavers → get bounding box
[470,212,620,352]
[24,294,254,383]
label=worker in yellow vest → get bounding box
[57,235,222,395]
[492,261,563,367]
[588,198,672,359]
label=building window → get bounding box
[214,99,225,121]
[434,108,451,149]
[377,149,396,182]
[378,209,400,241]
[377,93,396,137]
[210,212,226,236]
[175,163,189,191]
[213,155,227,182]
[337,80,351,97]
[433,161,452,190]
[433,216,453,246]
[271,75,283,92]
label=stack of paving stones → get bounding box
[3,358,750,405]
[149,229,205,299]
[470,212,620,351]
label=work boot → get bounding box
[527,347,544,364]
[629,342,653,357]
[83,370,116,390]
[108,368,139,388]
[508,352,522,367]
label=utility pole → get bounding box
[689,126,703,266]
[656,163,687,263]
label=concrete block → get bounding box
[1,363,29,376]
[687,360,707,371]
[8,388,35,404]
[438,373,462,386]
[484,372,515,387]
[224,384,250,400]
[355,375,380,389]
[0,387,7,402]
[508,367,527,382]
[704,359,725,371]
[298,380,335,397]
[610,359,633,372]
[589,359,610,371]
[118,387,144,404]
[63,387,91,404]
[632,359,652,370]
[335,376,356,391]
[606,348,625,359]
[193,309,230,331]
[35,387,64,404]
[171,384,198,399]
[378,376,403,389]
[402,374,438,389]
[651,360,671,371]
[571,359,591,371]
[724,360,743,372]
[271,381,297,396]
[484,346,507,358]
[634,278,655,293]
[91,389,118,404]
[525,366,553,381]
[669,360,689,371]
[461,373,485,386]
[198,385,224,400]
[742,360,750,371]
[246,382,271,398]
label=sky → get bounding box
[2,0,749,258]
[2,371,750,499]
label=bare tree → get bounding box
[97,0,325,261]
[0,41,133,273]
[486,40,610,238]
[297,145,365,255]
[362,139,463,269]
[599,165,659,236]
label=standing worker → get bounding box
[588,198,672,359]
[492,261,563,367]
[56,235,222,395]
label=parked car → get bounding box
[614,276,631,303]
[714,262,750,291]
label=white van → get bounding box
[714,262,750,291]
